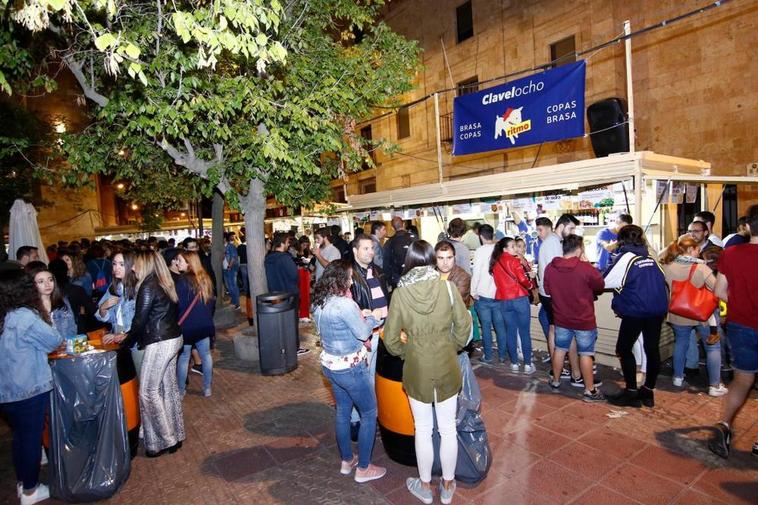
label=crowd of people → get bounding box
[1,202,756,504]
[301,206,757,502]
[0,236,219,504]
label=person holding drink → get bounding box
[97,252,139,370]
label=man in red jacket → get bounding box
[545,235,606,402]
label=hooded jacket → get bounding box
[603,245,669,319]
[264,251,299,295]
[383,266,471,403]
[544,256,605,330]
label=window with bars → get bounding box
[457,76,479,96]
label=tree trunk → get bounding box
[211,190,225,303]
[0,215,5,258]
[245,178,268,300]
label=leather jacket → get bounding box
[122,273,182,350]
[350,262,389,310]
[446,265,472,307]
[492,253,532,301]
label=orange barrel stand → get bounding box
[375,339,417,466]
[87,330,141,458]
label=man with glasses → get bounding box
[688,221,721,271]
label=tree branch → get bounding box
[159,137,230,194]
[64,56,109,107]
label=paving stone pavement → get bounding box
[1,318,757,505]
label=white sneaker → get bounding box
[20,484,49,505]
[340,455,358,475]
[672,377,684,387]
[523,363,536,375]
[509,363,520,373]
[709,384,728,397]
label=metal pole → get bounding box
[624,20,635,154]
[634,164,643,227]
[433,92,444,185]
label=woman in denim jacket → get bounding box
[312,260,386,484]
[0,268,63,504]
[97,252,140,371]
[27,264,77,339]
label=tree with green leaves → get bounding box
[5,0,420,301]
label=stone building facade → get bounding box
[341,0,757,215]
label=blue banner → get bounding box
[453,61,586,156]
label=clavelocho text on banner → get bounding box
[453,60,586,156]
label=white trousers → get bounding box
[408,393,458,482]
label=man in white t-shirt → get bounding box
[313,227,342,281]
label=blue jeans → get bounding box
[502,296,532,364]
[672,324,721,385]
[322,363,377,469]
[223,266,240,306]
[685,332,700,369]
[351,340,377,423]
[0,392,49,490]
[239,264,249,296]
[726,322,758,373]
[177,337,213,394]
[555,326,598,355]
[538,305,550,339]
[475,297,506,361]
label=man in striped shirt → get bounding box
[348,236,389,439]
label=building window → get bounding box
[359,177,376,194]
[359,125,374,169]
[550,36,576,68]
[456,1,473,43]
[397,106,410,140]
[457,76,479,96]
[332,186,346,203]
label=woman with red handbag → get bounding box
[660,235,727,397]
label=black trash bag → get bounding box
[431,352,492,484]
[49,352,131,502]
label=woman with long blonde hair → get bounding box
[175,251,216,397]
[119,251,184,457]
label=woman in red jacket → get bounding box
[491,237,535,374]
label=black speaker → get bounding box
[587,98,629,157]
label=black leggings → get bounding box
[616,316,664,390]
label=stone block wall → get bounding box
[343,0,757,202]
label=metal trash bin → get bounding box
[256,292,299,375]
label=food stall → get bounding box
[343,151,758,366]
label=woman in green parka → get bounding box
[383,240,472,505]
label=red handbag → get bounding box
[668,264,719,321]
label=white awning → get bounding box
[641,170,758,185]
[345,151,712,210]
